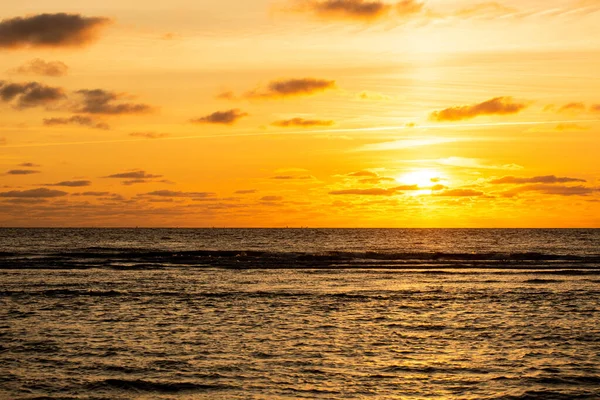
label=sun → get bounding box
[397,169,443,188]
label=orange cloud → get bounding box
[12,59,69,77]
[490,175,586,184]
[271,118,334,127]
[429,96,527,121]
[0,13,110,49]
[501,184,597,197]
[44,180,91,187]
[558,102,586,113]
[191,109,248,125]
[297,0,391,21]
[245,78,335,99]
[144,190,215,198]
[348,170,378,177]
[435,189,484,197]
[129,132,170,139]
[0,188,67,198]
[44,115,109,130]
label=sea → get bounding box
[1,228,599,399]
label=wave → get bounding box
[87,378,234,393]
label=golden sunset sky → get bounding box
[0,0,599,227]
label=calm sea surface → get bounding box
[1,229,599,399]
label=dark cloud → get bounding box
[7,169,40,175]
[12,59,69,77]
[74,89,153,115]
[235,189,257,194]
[435,189,484,197]
[429,96,527,122]
[501,184,597,197]
[19,163,40,167]
[145,190,216,198]
[246,78,336,99]
[0,188,67,198]
[73,191,111,196]
[45,180,91,187]
[104,171,162,179]
[0,81,65,109]
[298,0,391,21]
[122,179,153,186]
[43,115,109,130]
[261,196,284,201]
[271,118,334,127]
[0,13,110,49]
[490,175,586,184]
[129,132,170,139]
[190,109,248,125]
[348,170,378,177]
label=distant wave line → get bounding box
[3,119,599,148]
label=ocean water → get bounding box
[1,228,599,399]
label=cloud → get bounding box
[0,138,6,146]
[501,184,597,197]
[359,177,396,184]
[429,97,527,121]
[190,109,248,125]
[45,180,91,187]
[558,102,586,113]
[271,175,314,180]
[0,13,110,49]
[0,188,67,198]
[245,78,336,99]
[357,91,391,101]
[435,189,484,197]
[329,185,419,196]
[261,196,284,201]
[74,89,153,115]
[454,2,516,18]
[348,170,378,177]
[144,190,216,198]
[235,189,257,194]
[271,118,334,127]
[432,157,524,171]
[295,0,392,21]
[12,59,69,77]
[73,191,111,196]
[7,169,40,175]
[490,175,586,184]
[591,104,600,113]
[0,81,65,109]
[43,115,109,130]
[104,171,162,179]
[19,163,40,167]
[129,132,170,139]
[396,0,425,16]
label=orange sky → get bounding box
[0,0,599,227]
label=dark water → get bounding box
[1,229,599,399]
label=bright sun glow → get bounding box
[397,170,443,187]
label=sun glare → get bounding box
[397,170,443,187]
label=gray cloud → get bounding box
[490,175,586,184]
[429,96,527,122]
[0,13,110,49]
[246,78,336,99]
[19,162,40,167]
[190,109,248,125]
[45,180,91,187]
[74,89,153,115]
[7,169,40,175]
[43,115,109,130]
[12,59,69,77]
[235,189,257,194]
[271,117,334,127]
[0,188,67,198]
[145,190,216,198]
[104,171,162,179]
[129,131,170,139]
[501,184,597,197]
[261,196,284,201]
[0,81,65,109]
[298,0,391,21]
[73,191,111,196]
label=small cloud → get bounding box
[11,59,69,77]
[554,123,589,132]
[431,184,447,190]
[74,89,154,115]
[122,179,152,186]
[435,189,484,197]
[104,170,162,179]
[7,169,40,175]
[144,190,216,198]
[19,162,40,167]
[43,115,109,130]
[0,188,67,198]
[235,189,257,194]
[0,138,6,146]
[74,191,111,196]
[348,170,378,177]
[454,2,516,18]
[271,118,334,127]
[0,13,111,49]
[396,0,425,17]
[429,96,527,122]
[271,175,314,180]
[490,175,586,184]
[161,32,177,40]
[245,78,336,99]
[190,109,248,125]
[261,195,284,201]
[0,81,66,109]
[591,104,600,113]
[357,91,391,101]
[358,177,396,184]
[329,188,398,196]
[293,0,391,21]
[558,102,586,113]
[45,180,91,187]
[129,131,170,139]
[501,184,597,197]
[216,91,236,100]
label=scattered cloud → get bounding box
[261,195,284,201]
[359,177,396,184]
[490,175,586,184]
[216,91,236,100]
[555,123,590,132]
[129,131,170,139]
[501,184,597,197]
[144,190,216,198]
[330,188,398,196]
[18,163,40,167]
[74,89,154,115]
[73,191,111,196]
[11,59,69,77]
[558,102,586,113]
[190,109,248,125]
[245,78,336,99]
[45,180,91,187]
[0,81,66,109]
[271,118,334,127]
[7,169,40,175]
[0,13,110,49]
[348,170,378,177]
[435,189,484,197]
[235,189,257,194]
[43,115,109,130]
[429,96,527,122]
[104,171,162,179]
[0,188,67,198]
[294,0,392,21]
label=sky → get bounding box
[0,0,599,227]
